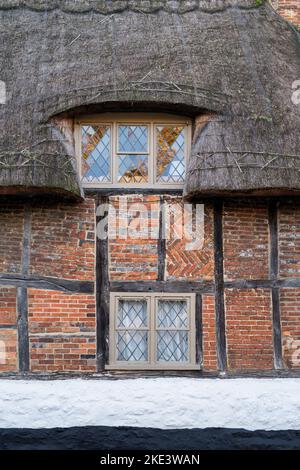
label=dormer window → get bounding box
[76,114,191,188]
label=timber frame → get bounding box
[94,191,299,375]
[2,191,300,376]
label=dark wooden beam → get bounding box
[195,293,203,365]
[0,274,94,294]
[17,287,29,372]
[214,200,227,372]
[85,188,183,197]
[224,279,274,289]
[277,279,300,288]
[22,205,31,275]
[157,196,166,281]
[269,201,279,281]
[96,195,110,372]
[269,201,283,370]
[17,205,31,372]
[272,287,283,370]
[110,280,215,294]
[3,273,300,295]
[110,278,300,294]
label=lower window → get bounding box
[107,293,198,370]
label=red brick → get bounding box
[166,198,214,281]
[223,201,269,281]
[30,198,95,281]
[202,295,218,371]
[281,288,300,369]
[0,287,17,325]
[225,289,273,370]
[0,329,18,372]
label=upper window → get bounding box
[77,114,191,188]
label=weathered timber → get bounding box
[214,200,227,372]
[0,274,94,294]
[96,195,110,372]
[17,287,29,372]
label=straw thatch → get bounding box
[0,1,299,198]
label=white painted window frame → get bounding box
[107,292,198,371]
[75,113,192,189]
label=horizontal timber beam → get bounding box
[110,279,300,294]
[110,281,215,294]
[224,279,300,289]
[85,188,183,196]
[0,274,94,294]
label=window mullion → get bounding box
[113,122,116,184]
[149,295,156,365]
[150,122,154,186]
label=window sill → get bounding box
[105,364,201,371]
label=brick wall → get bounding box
[0,329,18,372]
[1,195,300,374]
[278,203,300,370]
[225,289,274,370]
[0,287,17,373]
[0,203,24,274]
[223,201,269,281]
[29,289,96,372]
[109,195,159,281]
[202,295,218,371]
[0,287,17,326]
[108,196,215,282]
[279,202,300,278]
[273,0,300,28]
[166,199,214,281]
[0,198,97,373]
[281,288,300,369]
[30,198,95,281]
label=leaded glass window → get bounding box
[81,125,111,183]
[109,293,197,370]
[78,115,191,187]
[156,126,185,183]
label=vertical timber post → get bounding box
[18,205,31,372]
[269,200,283,370]
[214,199,227,372]
[195,293,203,366]
[96,195,110,372]
[157,195,166,281]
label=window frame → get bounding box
[75,113,192,189]
[107,292,198,371]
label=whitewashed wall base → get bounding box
[0,378,299,430]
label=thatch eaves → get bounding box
[0,1,266,14]
[0,1,299,198]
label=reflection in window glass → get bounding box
[118,155,148,183]
[116,299,148,362]
[156,126,185,183]
[156,300,189,363]
[81,125,111,183]
[118,125,148,153]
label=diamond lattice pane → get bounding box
[157,331,188,362]
[117,299,148,328]
[118,155,148,183]
[118,125,148,153]
[156,126,185,183]
[157,300,188,328]
[81,125,111,183]
[117,331,148,361]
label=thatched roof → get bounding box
[0,1,299,198]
